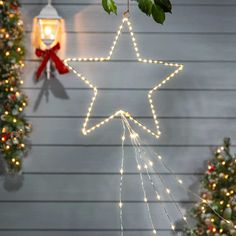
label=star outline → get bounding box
[65,17,184,139]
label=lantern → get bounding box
[35,0,62,79]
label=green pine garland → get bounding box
[185,138,236,236]
[0,0,31,173]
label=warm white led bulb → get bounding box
[149,161,153,166]
[44,26,52,36]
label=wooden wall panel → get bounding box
[23,146,212,173]
[21,4,236,33]
[22,62,236,89]
[28,118,236,145]
[0,175,198,201]
[24,90,236,117]
[25,33,236,60]
[0,202,192,228]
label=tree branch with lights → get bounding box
[102,0,172,24]
[0,0,31,173]
[185,138,236,236]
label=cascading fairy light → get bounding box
[120,115,233,234]
[64,2,232,233]
[121,114,157,234]
[122,115,180,234]
[64,13,183,233]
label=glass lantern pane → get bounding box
[39,19,60,46]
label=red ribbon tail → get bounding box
[50,52,69,75]
[36,53,50,79]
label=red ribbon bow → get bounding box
[35,42,69,79]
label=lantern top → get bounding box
[37,3,61,19]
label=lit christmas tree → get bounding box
[186,138,236,236]
[0,0,31,172]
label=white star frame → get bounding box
[64,17,184,139]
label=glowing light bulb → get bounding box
[149,161,153,166]
[44,26,52,36]
[153,229,157,234]
[130,132,138,139]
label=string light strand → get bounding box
[121,115,157,234]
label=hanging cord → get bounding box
[123,0,130,18]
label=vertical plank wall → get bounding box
[1,0,236,235]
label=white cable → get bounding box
[121,115,157,234]
[119,118,126,236]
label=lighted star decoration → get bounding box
[64,17,183,139]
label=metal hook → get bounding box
[123,0,130,18]
[123,10,130,18]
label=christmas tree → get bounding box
[186,138,236,236]
[0,0,31,172]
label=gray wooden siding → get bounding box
[0,0,236,235]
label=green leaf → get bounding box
[155,0,172,13]
[151,4,165,24]
[102,0,117,15]
[138,0,153,16]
